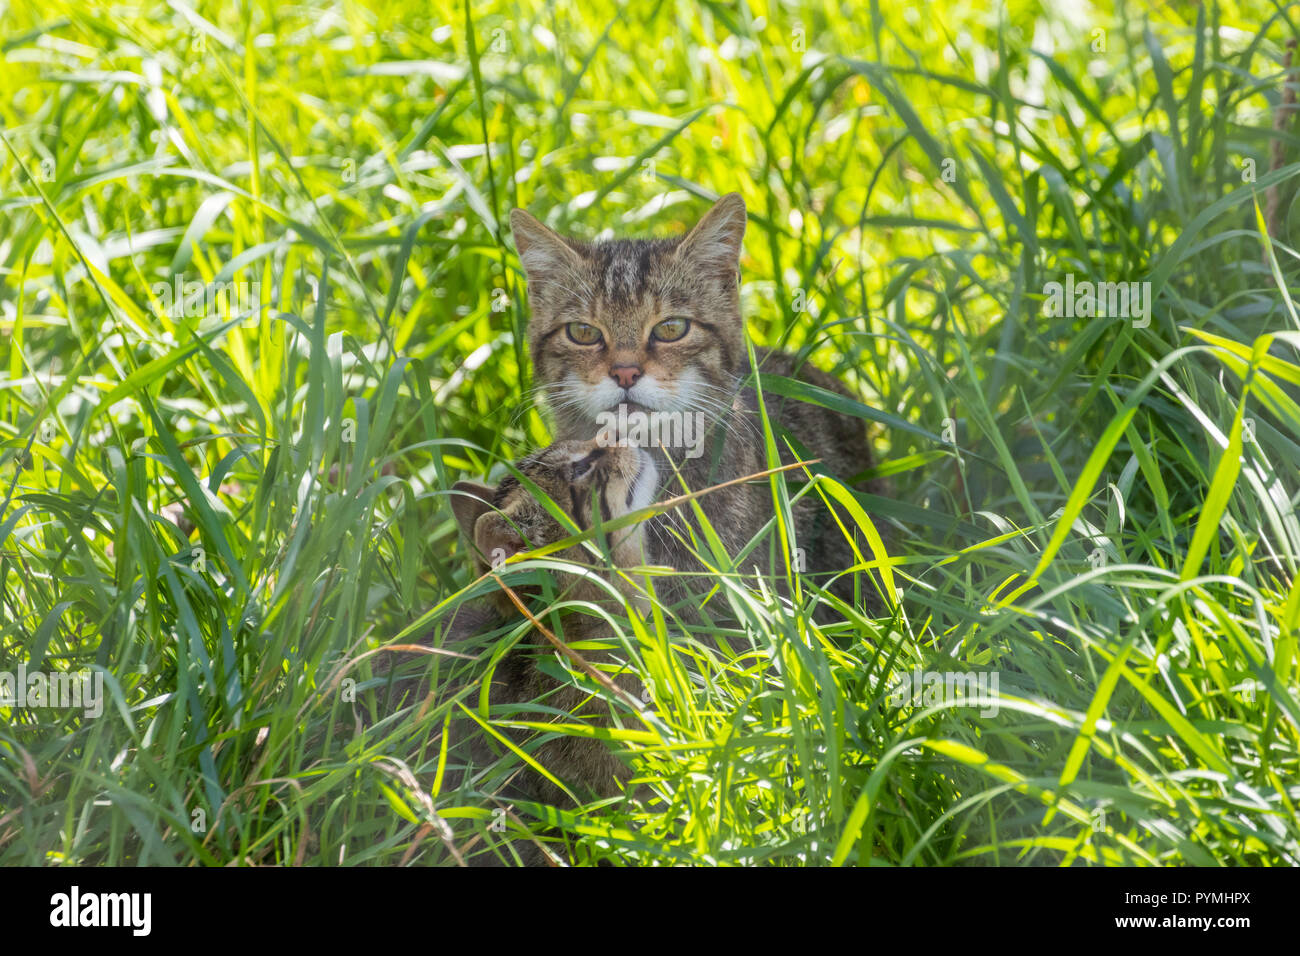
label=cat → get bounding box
[509,194,888,613]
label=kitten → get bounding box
[510,194,887,612]
[445,440,662,864]
[453,438,658,606]
[448,440,656,807]
[372,440,657,864]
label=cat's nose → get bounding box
[610,365,643,389]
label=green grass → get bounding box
[1,0,1298,865]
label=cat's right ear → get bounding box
[451,481,496,545]
[676,192,747,278]
[510,208,583,281]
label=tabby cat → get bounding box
[510,193,887,612]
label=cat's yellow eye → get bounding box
[652,317,691,342]
[566,322,603,346]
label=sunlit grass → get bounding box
[1,0,1297,865]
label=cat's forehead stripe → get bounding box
[586,238,678,306]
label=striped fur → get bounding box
[512,194,888,614]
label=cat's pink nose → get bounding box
[610,365,642,389]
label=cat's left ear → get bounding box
[676,192,747,277]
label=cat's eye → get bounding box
[569,448,604,481]
[566,322,603,346]
[652,317,690,342]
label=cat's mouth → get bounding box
[605,398,652,416]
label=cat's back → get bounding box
[749,347,882,494]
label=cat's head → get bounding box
[451,439,658,594]
[510,194,747,436]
